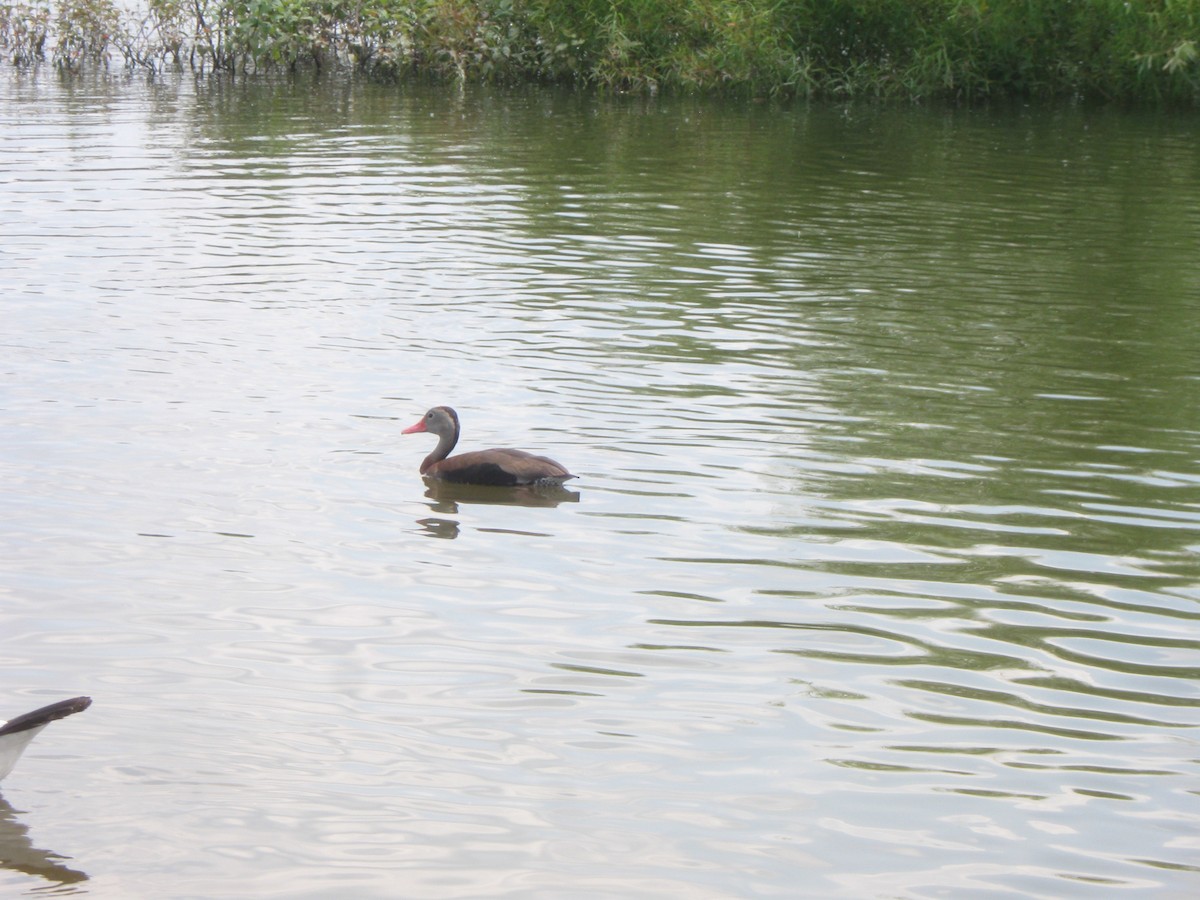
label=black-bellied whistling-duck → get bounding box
[0,696,91,781]
[401,406,575,487]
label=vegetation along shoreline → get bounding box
[2,0,1198,103]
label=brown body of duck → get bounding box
[402,406,575,487]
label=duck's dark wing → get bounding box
[0,698,92,738]
[429,449,575,486]
[0,697,91,781]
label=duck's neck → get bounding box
[420,428,459,473]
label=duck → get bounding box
[0,696,91,781]
[401,406,575,487]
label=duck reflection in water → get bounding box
[415,481,580,539]
[0,797,89,889]
[423,479,580,509]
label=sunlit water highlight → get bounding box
[1,70,1198,897]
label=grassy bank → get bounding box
[2,0,1198,102]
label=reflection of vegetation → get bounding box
[0,0,1197,101]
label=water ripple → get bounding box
[2,73,1198,897]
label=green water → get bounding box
[1,71,1198,897]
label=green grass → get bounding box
[2,0,1198,102]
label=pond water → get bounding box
[1,67,1198,898]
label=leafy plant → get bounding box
[0,1,51,63]
[53,0,121,68]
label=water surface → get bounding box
[1,70,1198,897]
